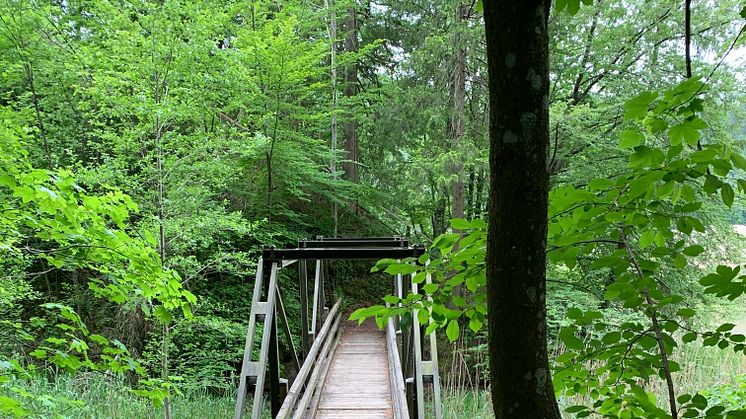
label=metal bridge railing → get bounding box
[233,238,442,419]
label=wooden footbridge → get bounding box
[234,237,443,419]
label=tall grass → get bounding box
[8,372,492,418]
[1,372,246,418]
[440,387,493,418]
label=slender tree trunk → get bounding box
[153,51,171,418]
[466,169,475,220]
[571,2,601,105]
[684,0,701,154]
[325,0,339,236]
[620,228,678,419]
[342,5,359,183]
[483,1,561,417]
[684,0,692,78]
[267,56,285,224]
[17,35,53,170]
[156,106,172,419]
[475,168,485,217]
[156,108,172,419]
[448,3,468,222]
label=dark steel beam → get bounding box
[312,236,403,241]
[263,246,425,262]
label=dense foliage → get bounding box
[1,0,745,417]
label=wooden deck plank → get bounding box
[313,321,394,419]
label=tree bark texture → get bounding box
[342,5,359,183]
[483,1,561,417]
[448,3,468,221]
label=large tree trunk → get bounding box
[483,1,561,418]
[448,3,468,221]
[342,5,359,183]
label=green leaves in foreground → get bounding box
[0,107,196,320]
[355,77,746,417]
[555,0,594,16]
[0,107,197,416]
[349,217,487,342]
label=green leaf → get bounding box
[384,263,420,275]
[566,405,588,413]
[731,153,746,170]
[657,180,675,198]
[153,306,173,324]
[717,323,736,332]
[29,349,47,359]
[691,393,708,409]
[446,320,460,342]
[469,315,482,333]
[619,129,644,148]
[624,91,658,120]
[412,271,427,284]
[678,308,696,318]
[450,218,471,230]
[566,0,581,15]
[383,295,400,305]
[602,331,621,344]
[559,326,584,350]
[639,229,655,249]
[623,295,644,308]
[682,245,704,257]
[704,175,722,194]
[432,233,460,254]
[721,183,735,207]
[417,309,430,325]
[668,123,700,146]
[422,283,438,294]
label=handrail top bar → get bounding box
[309,236,404,241]
[262,246,426,262]
[299,239,409,248]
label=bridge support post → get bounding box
[406,272,443,419]
[299,258,309,356]
[234,260,281,419]
[265,259,282,417]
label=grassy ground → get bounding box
[4,339,744,418]
[4,372,491,418]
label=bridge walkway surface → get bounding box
[312,321,393,419]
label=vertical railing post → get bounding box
[299,240,309,356]
[234,260,280,419]
[263,259,281,417]
[234,260,265,419]
[311,259,322,341]
[320,260,327,322]
[407,270,442,419]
